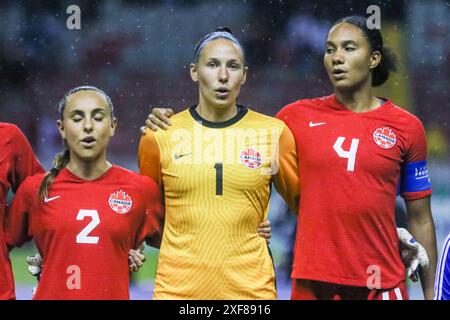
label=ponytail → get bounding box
[38,149,70,200]
[372,46,397,87]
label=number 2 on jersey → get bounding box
[76,209,100,244]
[333,137,359,172]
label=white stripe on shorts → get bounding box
[394,287,403,300]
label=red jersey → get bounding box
[0,123,43,300]
[4,165,162,300]
[276,94,432,289]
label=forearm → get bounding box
[408,213,437,300]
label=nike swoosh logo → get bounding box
[174,153,192,160]
[44,196,61,203]
[309,121,326,127]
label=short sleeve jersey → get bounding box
[276,94,432,288]
[0,123,43,300]
[4,166,162,300]
[139,106,299,299]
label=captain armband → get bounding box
[399,160,432,193]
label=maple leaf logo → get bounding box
[108,189,133,214]
[373,127,397,149]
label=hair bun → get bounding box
[215,26,233,34]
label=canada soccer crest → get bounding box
[240,148,262,169]
[108,190,133,214]
[373,127,397,149]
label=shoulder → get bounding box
[163,108,193,130]
[111,165,142,179]
[171,108,192,122]
[121,168,161,203]
[140,127,159,144]
[0,122,19,133]
[389,101,423,123]
[0,123,35,157]
[18,173,47,195]
[142,108,193,143]
[0,122,22,142]
[136,173,159,191]
[245,108,286,129]
[112,166,159,190]
[386,101,426,135]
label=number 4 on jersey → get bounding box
[333,137,359,172]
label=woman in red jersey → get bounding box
[144,17,437,300]
[5,86,163,300]
[0,123,43,300]
[276,16,437,300]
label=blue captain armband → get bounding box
[399,160,432,194]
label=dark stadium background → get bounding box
[0,0,448,300]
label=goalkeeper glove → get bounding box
[397,227,429,282]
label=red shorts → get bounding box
[291,279,409,300]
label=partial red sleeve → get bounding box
[4,177,34,247]
[134,177,164,249]
[275,103,298,133]
[10,125,44,192]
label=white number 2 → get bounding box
[333,137,360,172]
[76,210,100,244]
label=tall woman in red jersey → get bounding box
[0,123,43,300]
[276,16,437,300]
[5,86,162,300]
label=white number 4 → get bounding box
[76,210,100,244]
[333,137,359,172]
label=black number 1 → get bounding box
[214,163,223,195]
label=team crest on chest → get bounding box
[240,148,262,169]
[108,190,133,214]
[373,127,397,149]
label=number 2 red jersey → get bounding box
[0,123,43,300]
[276,94,432,289]
[5,165,162,300]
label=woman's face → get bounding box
[57,90,117,163]
[191,38,247,110]
[324,22,380,91]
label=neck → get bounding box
[66,155,111,180]
[196,100,237,123]
[335,80,381,113]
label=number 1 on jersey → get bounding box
[214,163,223,195]
[333,137,359,172]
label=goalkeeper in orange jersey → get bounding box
[139,27,299,299]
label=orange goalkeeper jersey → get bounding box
[138,105,298,299]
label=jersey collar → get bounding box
[329,94,393,114]
[189,105,248,128]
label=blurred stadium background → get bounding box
[1,0,448,300]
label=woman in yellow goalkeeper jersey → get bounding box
[138,27,299,299]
